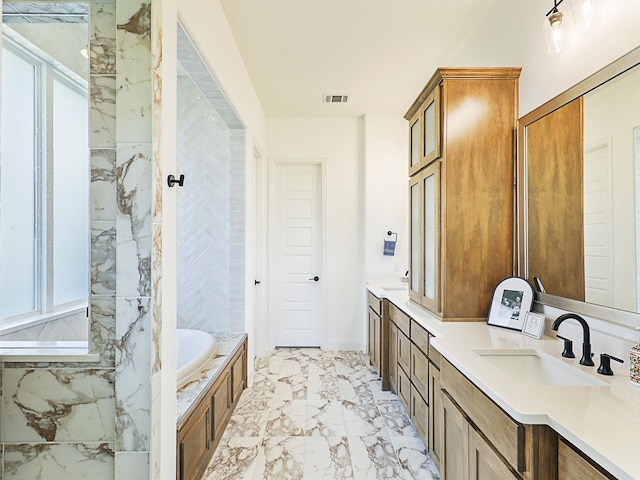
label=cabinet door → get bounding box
[409,175,421,303]
[397,329,411,375]
[368,308,376,368]
[409,163,441,312]
[429,364,443,472]
[211,371,232,447]
[230,348,246,406]
[421,86,441,167]
[177,399,212,480]
[408,110,422,175]
[421,162,440,312]
[397,364,411,412]
[469,427,518,480]
[442,391,469,480]
[389,323,398,393]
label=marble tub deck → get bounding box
[177,333,246,424]
[201,348,440,480]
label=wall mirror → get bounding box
[1,3,89,334]
[518,46,640,329]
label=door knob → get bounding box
[309,276,319,282]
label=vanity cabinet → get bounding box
[405,68,521,321]
[367,291,388,389]
[177,337,247,480]
[387,301,437,451]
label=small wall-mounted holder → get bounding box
[383,231,397,256]
[167,174,185,187]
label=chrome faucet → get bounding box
[551,313,594,366]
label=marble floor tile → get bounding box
[203,436,261,480]
[254,436,305,480]
[202,348,441,480]
[390,435,440,480]
[303,436,353,480]
[348,435,406,480]
[306,398,346,437]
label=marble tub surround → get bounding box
[374,286,640,480]
[202,348,439,480]
[176,333,247,423]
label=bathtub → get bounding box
[176,329,217,389]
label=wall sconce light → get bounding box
[544,0,567,54]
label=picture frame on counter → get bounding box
[522,311,546,339]
[486,276,534,331]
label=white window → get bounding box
[1,33,89,326]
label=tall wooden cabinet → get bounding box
[405,68,521,321]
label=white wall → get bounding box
[364,114,409,279]
[267,117,366,349]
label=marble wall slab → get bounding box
[116,1,152,144]
[3,368,115,442]
[3,442,114,480]
[90,75,117,148]
[90,2,116,75]
[91,222,117,295]
[116,144,152,297]
[115,297,151,452]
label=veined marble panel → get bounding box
[90,295,116,367]
[116,144,152,297]
[91,221,116,294]
[90,75,116,148]
[91,148,117,221]
[116,1,152,143]
[3,368,115,442]
[347,435,405,480]
[115,451,149,480]
[150,371,161,480]
[115,297,151,451]
[3,442,114,480]
[90,2,116,75]
[151,223,162,375]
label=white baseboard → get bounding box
[326,340,365,351]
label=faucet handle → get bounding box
[597,353,624,376]
[556,335,575,359]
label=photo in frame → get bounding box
[522,311,546,339]
[486,277,534,331]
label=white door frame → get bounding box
[253,143,268,357]
[268,157,328,350]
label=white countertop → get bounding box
[368,284,640,480]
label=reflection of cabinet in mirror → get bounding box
[406,68,521,321]
[526,98,584,301]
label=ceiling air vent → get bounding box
[323,94,349,103]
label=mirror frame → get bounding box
[517,45,640,330]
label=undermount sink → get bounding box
[475,349,607,387]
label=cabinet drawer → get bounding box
[441,359,524,472]
[367,291,381,315]
[558,438,614,480]
[397,363,411,411]
[410,320,429,355]
[397,329,411,375]
[410,343,429,400]
[410,385,429,444]
[428,343,442,369]
[388,302,410,337]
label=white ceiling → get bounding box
[220,0,543,117]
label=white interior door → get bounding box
[584,139,614,305]
[271,160,324,347]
